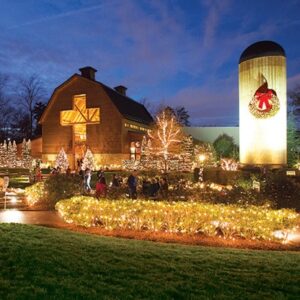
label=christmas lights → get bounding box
[55,148,69,171]
[56,197,299,242]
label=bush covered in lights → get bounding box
[56,197,299,242]
[25,174,84,208]
[25,181,45,206]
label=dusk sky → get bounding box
[1,0,300,125]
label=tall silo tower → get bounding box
[239,41,287,166]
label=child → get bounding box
[95,176,107,198]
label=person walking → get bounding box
[127,170,138,199]
[84,168,92,193]
[112,174,120,187]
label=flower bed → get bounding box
[55,197,299,242]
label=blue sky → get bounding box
[0,0,300,125]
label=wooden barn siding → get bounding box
[17,137,42,159]
[42,76,124,156]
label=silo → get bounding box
[239,41,287,166]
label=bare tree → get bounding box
[17,74,45,138]
[155,105,191,126]
[0,73,9,109]
[148,108,184,172]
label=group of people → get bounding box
[48,165,169,200]
[128,170,169,199]
[94,170,122,198]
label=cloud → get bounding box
[201,0,231,48]
[7,2,115,30]
[288,73,300,90]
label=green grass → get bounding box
[0,224,299,299]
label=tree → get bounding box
[174,106,190,126]
[33,101,47,136]
[148,108,184,172]
[11,112,31,140]
[289,84,300,129]
[0,73,14,141]
[17,74,45,138]
[213,134,239,160]
[287,112,300,167]
[288,85,300,166]
[155,105,190,126]
[82,148,95,171]
[22,139,33,169]
[55,148,69,171]
[0,73,9,108]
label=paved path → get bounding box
[0,210,66,226]
[0,190,28,210]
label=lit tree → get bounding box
[55,148,69,171]
[7,141,17,168]
[180,135,194,171]
[0,143,7,167]
[148,109,183,172]
[22,139,33,169]
[82,148,95,171]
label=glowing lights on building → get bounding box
[124,122,148,132]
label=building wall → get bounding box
[183,127,239,145]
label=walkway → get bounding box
[0,210,66,226]
[0,189,28,210]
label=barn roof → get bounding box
[40,74,153,125]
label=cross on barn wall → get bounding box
[60,94,100,161]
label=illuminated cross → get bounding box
[60,94,100,152]
[60,94,100,127]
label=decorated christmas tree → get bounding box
[7,141,15,168]
[55,148,69,171]
[82,148,95,171]
[179,135,194,172]
[22,139,33,169]
[0,141,6,167]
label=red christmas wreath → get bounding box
[248,79,280,118]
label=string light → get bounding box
[56,197,299,243]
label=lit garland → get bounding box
[56,197,299,242]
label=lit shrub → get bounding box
[25,182,46,206]
[56,197,299,242]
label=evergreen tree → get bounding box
[287,113,300,167]
[180,135,194,171]
[82,149,95,171]
[213,134,239,160]
[22,139,33,169]
[2,140,7,167]
[55,148,69,171]
[7,141,14,168]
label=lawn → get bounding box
[0,224,299,299]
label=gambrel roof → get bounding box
[40,73,153,125]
